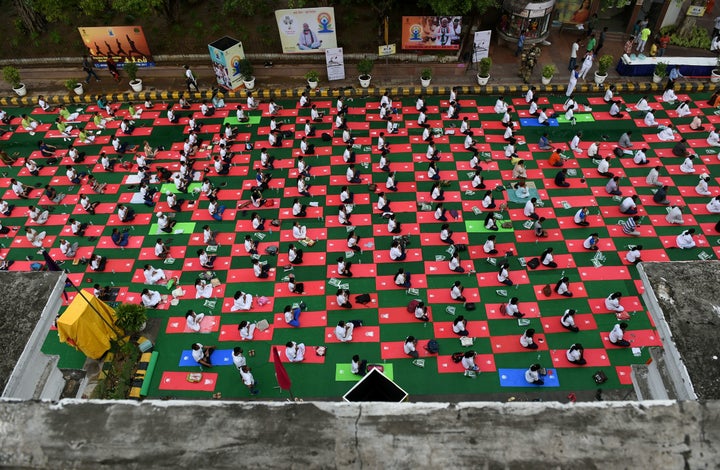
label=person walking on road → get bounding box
[184,65,199,92]
[82,55,100,83]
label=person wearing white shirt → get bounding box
[503,124,514,140]
[597,157,611,177]
[646,166,663,187]
[566,344,587,365]
[195,279,213,299]
[570,132,582,153]
[662,87,678,103]
[587,142,599,158]
[609,101,624,118]
[417,110,428,128]
[446,101,457,119]
[523,198,538,219]
[633,148,649,165]
[185,311,205,333]
[707,196,720,213]
[335,320,355,342]
[525,87,534,103]
[143,265,166,285]
[461,351,480,372]
[676,229,696,249]
[520,329,538,349]
[416,95,425,112]
[657,125,676,141]
[59,239,79,258]
[555,277,572,297]
[403,336,419,358]
[297,177,310,196]
[387,214,399,233]
[676,100,691,118]
[337,96,348,114]
[483,235,498,254]
[537,108,549,125]
[238,365,258,394]
[603,86,614,103]
[644,110,658,127]
[707,128,720,146]
[335,113,346,129]
[292,199,306,217]
[494,96,508,114]
[288,244,303,264]
[528,100,538,116]
[471,170,485,189]
[665,205,684,224]
[141,289,162,308]
[342,128,353,144]
[243,235,257,255]
[389,241,406,261]
[635,96,651,111]
[379,103,390,120]
[619,195,638,214]
[501,109,511,126]
[285,341,306,362]
[232,347,247,370]
[497,263,512,286]
[346,165,360,183]
[464,132,477,151]
[604,292,624,312]
[246,92,257,110]
[696,176,711,196]
[625,245,642,264]
[231,291,253,311]
[583,233,599,250]
[448,252,463,272]
[338,205,350,225]
[238,320,256,341]
[293,221,307,240]
[505,297,523,318]
[525,364,544,384]
[680,155,696,173]
[561,309,579,332]
[609,323,630,347]
[450,281,465,301]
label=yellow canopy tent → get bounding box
[57,293,119,359]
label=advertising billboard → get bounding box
[275,7,338,53]
[401,16,462,50]
[208,36,246,91]
[78,26,154,67]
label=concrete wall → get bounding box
[2,274,66,400]
[1,399,719,469]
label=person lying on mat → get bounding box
[285,341,306,362]
[191,342,215,368]
[185,310,205,332]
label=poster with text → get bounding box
[401,16,462,50]
[472,30,492,62]
[78,26,154,67]
[208,36,245,91]
[275,7,338,54]
[325,48,345,81]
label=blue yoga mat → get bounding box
[519,118,559,127]
[498,368,560,387]
[179,349,234,367]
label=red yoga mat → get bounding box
[532,282,588,299]
[540,313,597,333]
[600,329,663,348]
[323,326,380,343]
[221,296,275,313]
[276,252,328,266]
[268,345,326,363]
[549,348,611,367]
[325,293,378,310]
[379,306,432,324]
[219,323,275,342]
[578,265,632,281]
[184,257,233,272]
[273,311,328,328]
[375,274,427,290]
[325,263,377,278]
[491,334,548,353]
[476,270,529,287]
[565,238,617,253]
[273,280,326,296]
[587,296,642,314]
[485,302,540,319]
[380,340,435,359]
[165,315,220,334]
[616,365,634,385]
[159,372,218,391]
[437,354,496,373]
[433,320,489,338]
[426,287,480,303]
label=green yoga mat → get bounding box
[224,116,262,126]
[148,222,196,235]
[159,182,202,195]
[465,220,514,233]
[556,113,595,124]
[335,363,394,381]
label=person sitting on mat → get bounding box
[284,304,302,327]
[505,297,525,318]
[497,263,513,286]
[185,310,205,333]
[566,343,587,365]
[191,342,216,368]
[525,364,545,385]
[157,212,177,234]
[404,336,419,359]
[336,288,352,309]
[394,268,411,288]
[337,256,353,277]
[89,253,106,271]
[561,309,579,332]
[288,244,303,265]
[143,264,166,285]
[141,288,162,308]
[335,320,357,342]
[520,328,539,350]
[238,320,256,341]
[198,248,216,270]
[389,240,407,261]
[450,280,466,302]
[231,291,253,311]
[608,322,631,347]
[453,316,470,336]
[351,354,367,376]
[414,302,430,322]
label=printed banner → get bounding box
[401,16,462,50]
[325,47,345,81]
[78,26,154,67]
[472,30,491,62]
[275,7,338,54]
[554,0,592,25]
[208,36,246,91]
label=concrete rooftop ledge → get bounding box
[1,399,719,468]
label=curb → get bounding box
[1,81,715,106]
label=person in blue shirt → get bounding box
[666,66,683,90]
[538,133,552,150]
[515,30,526,57]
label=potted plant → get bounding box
[357,58,374,88]
[541,64,557,85]
[420,68,432,87]
[238,59,255,90]
[653,62,668,84]
[594,54,614,85]
[123,62,143,92]
[2,66,26,96]
[114,303,148,335]
[304,70,319,89]
[477,57,492,86]
[65,78,84,96]
[711,57,720,84]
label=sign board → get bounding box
[208,36,245,91]
[379,44,396,56]
[275,7,338,53]
[687,5,706,16]
[401,16,462,50]
[325,47,345,81]
[78,26,154,67]
[472,30,491,62]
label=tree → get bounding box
[13,0,48,33]
[418,0,499,16]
